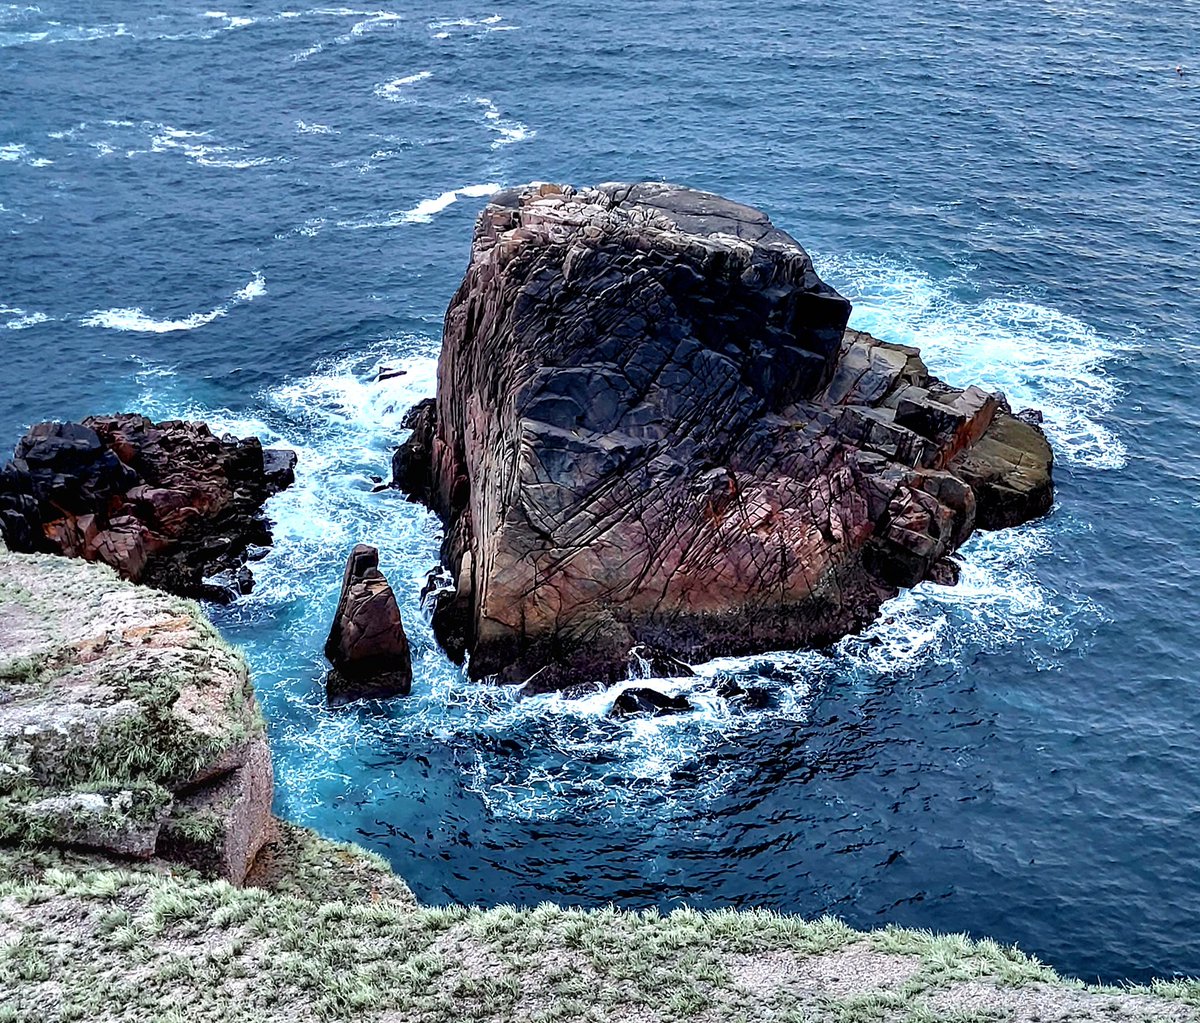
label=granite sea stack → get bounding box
[395,182,1053,690]
[0,414,296,601]
[324,544,413,703]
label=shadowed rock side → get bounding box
[324,544,413,703]
[395,182,1053,690]
[0,414,296,601]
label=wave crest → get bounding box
[81,271,265,333]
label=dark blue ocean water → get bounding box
[3,0,1199,985]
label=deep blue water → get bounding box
[3,0,1200,986]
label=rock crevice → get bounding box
[395,182,1053,689]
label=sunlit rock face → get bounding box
[396,182,1053,690]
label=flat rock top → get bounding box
[485,180,810,252]
[0,550,252,747]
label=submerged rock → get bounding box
[610,687,693,718]
[395,181,1053,690]
[0,550,272,882]
[0,414,296,601]
[325,544,413,703]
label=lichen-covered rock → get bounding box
[0,414,296,601]
[396,182,1053,689]
[324,544,413,703]
[0,550,272,881]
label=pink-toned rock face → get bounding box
[396,182,1053,690]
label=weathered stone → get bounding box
[325,544,413,703]
[0,550,272,881]
[948,412,1054,529]
[0,414,296,600]
[396,182,1053,689]
[158,736,273,882]
[716,679,774,709]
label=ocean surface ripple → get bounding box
[2,0,1199,986]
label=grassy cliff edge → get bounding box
[1,551,1196,1022]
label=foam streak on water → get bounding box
[340,183,501,228]
[80,271,265,333]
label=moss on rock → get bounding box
[0,551,271,878]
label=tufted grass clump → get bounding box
[2,864,1198,1023]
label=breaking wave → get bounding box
[80,271,265,333]
[818,254,1132,470]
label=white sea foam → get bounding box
[373,70,432,100]
[340,182,500,228]
[81,271,265,333]
[276,216,326,239]
[295,120,337,134]
[147,123,278,168]
[0,141,54,165]
[818,254,1132,469]
[428,13,517,37]
[41,118,276,167]
[0,21,128,46]
[0,306,49,329]
[473,96,533,149]
[292,9,401,61]
[236,346,1104,824]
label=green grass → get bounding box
[1,867,1197,1023]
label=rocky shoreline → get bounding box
[0,415,296,603]
[1,185,1189,1022]
[1,503,1196,1021]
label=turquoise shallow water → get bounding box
[3,0,1199,984]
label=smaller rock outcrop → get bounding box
[325,545,413,703]
[610,688,693,718]
[0,415,296,601]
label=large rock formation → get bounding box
[0,414,296,601]
[324,544,413,703]
[0,550,272,881]
[395,182,1053,690]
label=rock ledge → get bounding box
[0,549,272,881]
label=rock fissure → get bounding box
[395,181,1054,689]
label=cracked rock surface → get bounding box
[395,182,1053,689]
